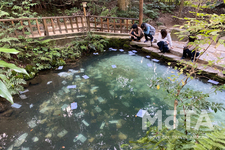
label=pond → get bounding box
[1,49,225,150]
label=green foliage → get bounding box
[0,48,28,104]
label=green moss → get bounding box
[15,73,24,79]
[107,38,130,49]
[24,73,35,80]
[25,64,34,73]
[123,44,130,49]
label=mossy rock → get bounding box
[25,64,35,73]
[123,44,130,49]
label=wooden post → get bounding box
[82,2,87,16]
[42,19,49,36]
[69,18,74,32]
[107,18,109,32]
[57,18,62,33]
[50,18,56,34]
[100,18,103,31]
[86,16,90,32]
[11,21,18,38]
[20,21,25,36]
[113,19,116,33]
[126,19,129,33]
[94,17,97,31]
[139,0,143,27]
[120,19,122,33]
[28,20,34,37]
[75,17,79,32]
[63,18,68,33]
[35,19,41,36]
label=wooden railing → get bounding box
[0,15,139,38]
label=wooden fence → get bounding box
[0,15,139,38]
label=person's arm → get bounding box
[167,33,173,48]
[158,33,162,42]
[145,26,150,34]
[129,28,134,37]
[149,25,155,35]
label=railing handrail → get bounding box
[0,15,139,22]
[0,15,85,22]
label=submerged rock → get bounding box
[88,137,95,143]
[57,129,68,138]
[27,120,37,128]
[14,133,28,147]
[32,137,39,142]
[45,133,52,138]
[118,132,127,140]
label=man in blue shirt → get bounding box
[141,23,155,45]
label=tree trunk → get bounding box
[139,0,143,27]
[118,0,131,11]
[178,0,185,17]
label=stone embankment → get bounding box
[130,27,225,81]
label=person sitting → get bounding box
[157,29,173,53]
[181,35,199,62]
[141,23,155,46]
[129,23,144,42]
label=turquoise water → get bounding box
[0,50,224,150]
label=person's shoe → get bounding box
[151,38,154,42]
[144,40,148,43]
[181,57,185,59]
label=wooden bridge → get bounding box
[0,15,139,38]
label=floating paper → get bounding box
[109,120,118,124]
[95,106,102,113]
[61,104,69,111]
[58,66,63,70]
[80,68,85,73]
[136,109,147,118]
[100,122,105,129]
[67,85,77,89]
[109,47,113,50]
[62,87,70,93]
[74,111,85,118]
[62,80,67,85]
[147,63,152,67]
[111,49,117,51]
[98,97,104,103]
[68,69,79,74]
[129,52,135,56]
[11,103,22,108]
[47,81,52,85]
[28,120,37,128]
[77,95,85,98]
[93,53,99,55]
[111,65,117,68]
[119,49,124,52]
[20,94,27,99]
[146,55,150,58]
[30,104,33,108]
[152,59,159,62]
[71,102,77,110]
[208,80,219,85]
[132,50,137,53]
[82,120,89,126]
[73,134,87,143]
[19,89,29,94]
[82,75,89,79]
[57,129,68,138]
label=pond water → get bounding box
[1,50,225,150]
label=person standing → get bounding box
[157,29,173,53]
[129,23,144,42]
[141,23,155,45]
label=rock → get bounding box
[90,99,95,105]
[27,120,37,128]
[109,108,118,116]
[57,129,68,138]
[0,109,13,117]
[32,137,39,142]
[88,137,95,143]
[158,25,167,30]
[118,132,127,140]
[91,119,96,123]
[170,28,189,42]
[39,118,47,124]
[45,133,52,138]
[14,133,28,147]
[0,103,8,113]
[82,103,87,107]
[111,135,117,139]
[90,111,95,117]
[53,109,61,116]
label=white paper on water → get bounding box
[208,79,219,85]
[58,66,63,70]
[19,94,27,99]
[67,85,77,89]
[82,75,89,79]
[111,65,117,68]
[136,109,147,118]
[152,59,159,62]
[146,55,150,58]
[82,120,89,126]
[11,103,22,108]
[73,134,87,143]
[109,120,118,124]
[19,89,29,94]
